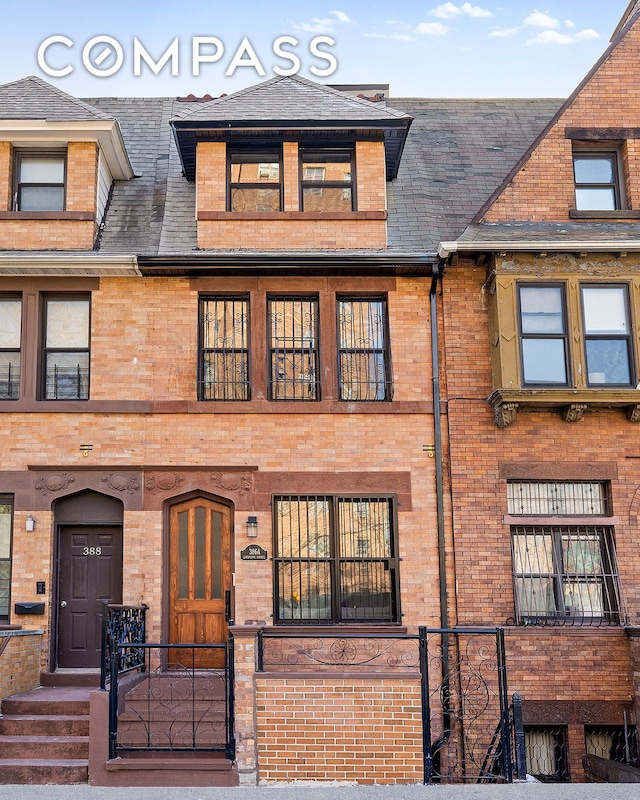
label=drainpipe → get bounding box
[430,263,451,763]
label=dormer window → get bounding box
[573,150,622,211]
[14,150,66,212]
[300,147,355,212]
[228,147,282,212]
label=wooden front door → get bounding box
[57,525,123,668]
[169,498,231,668]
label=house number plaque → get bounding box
[240,545,268,561]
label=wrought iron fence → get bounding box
[257,626,519,784]
[100,602,147,690]
[108,639,235,761]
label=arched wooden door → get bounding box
[169,497,231,668]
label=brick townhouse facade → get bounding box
[1,1,640,787]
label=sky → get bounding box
[0,1,634,100]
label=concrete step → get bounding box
[0,714,90,736]
[0,758,88,785]
[0,734,89,760]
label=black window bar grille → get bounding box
[0,360,19,399]
[268,297,319,401]
[524,726,570,782]
[200,297,249,400]
[585,724,638,768]
[44,361,89,400]
[507,480,611,516]
[338,298,393,401]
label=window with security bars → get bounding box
[274,496,399,623]
[0,498,13,622]
[507,481,610,516]
[511,525,622,625]
[585,725,638,767]
[42,295,90,400]
[524,726,570,782]
[338,298,393,401]
[0,296,21,399]
[268,297,319,400]
[199,297,249,400]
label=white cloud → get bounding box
[416,21,450,35]
[575,28,600,40]
[364,32,416,41]
[430,2,492,19]
[461,3,493,18]
[527,29,577,45]
[524,10,559,29]
[431,2,462,18]
[489,27,520,37]
[330,10,352,23]
[293,10,353,33]
[564,19,576,30]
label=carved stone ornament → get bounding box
[145,472,184,495]
[101,473,140,495]
[561,403,587,423]
[35,473,76,496]
[628,405,640,423]
[494,402,519,429]
[211,472,252,497]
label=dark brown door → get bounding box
[57,526,123,668]
[169,498,231,668]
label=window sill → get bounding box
[197,210,387,221]
[487,388,640,427]
[569,209,640,220]
[0,211,95,221]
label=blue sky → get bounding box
[0,1,633,99]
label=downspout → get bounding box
[430,263,451,768]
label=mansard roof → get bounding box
[171,74,414,180]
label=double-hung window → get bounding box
[508,481,623,626]
[268,296,319,400]
[274,495,399,624]
[0,296,21,399]
[42,295,90,400]
[573,150,622,211]
[0,498,13,622]
[300,147,354,212]
[228,148,281,212]
[199,296,250,400]
[15,150,66,212]
[518,285,569,386]
[581,285,633,386]
[338,297,393,400]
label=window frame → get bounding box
[580,283,634,388]
[14,148,67,212]
[198,295,250,401]
[524,725,570,782]
[40,293,91,401]
[299,146,356,212]
[273,494,400,625]
[267,295,320,402]
[517,283,571,388]
[227,146,283,212]
[337,296,393,401]
[572,148,624,212]
[0,496,14,623]
[0,294,22,400]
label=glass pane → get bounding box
[526,730,559,778]
[585,340,631,385]
[277,561,331,621]
[46,299,89,347]
[563,579,604,617]
[20,186,64,212]
[211,511,222,600]
[339,352,387,400]
[0,352,20,399]
[522,339,567,384]
[230,187,280,212]
[508,482,607,516]
[562,534,602,574]
[195,506,205,599]
[45,352,89,399]
[574,156,614,184]
[0,507,11,560]
[338,499,391,558]
[575,187,616,211]
[515,577,556,616]
[20,157,64,183]
[339,300,385,349]
[520,287,564,334]
[582,287,628,334]
[0,561,10,618]
[203,298,248,349]
[303,186,352,212]
[276,498,330,557]
[513,533,554,574]
[230,161,279,182]
[203,352,249,400]
[178,511,189,598]
[0,299,21,348]
[269,298,319,400]
[340,561,393,621]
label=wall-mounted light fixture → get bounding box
[26,515,36,532]
[423,444,436,458]
[246,516,258,538]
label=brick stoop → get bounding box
[0,683,91,784]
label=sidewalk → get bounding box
[0,784,639,800]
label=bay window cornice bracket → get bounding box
[488,392,519,428]
[627,404,640,423]
[561,403,588,423]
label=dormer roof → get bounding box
[171,74,413,181]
